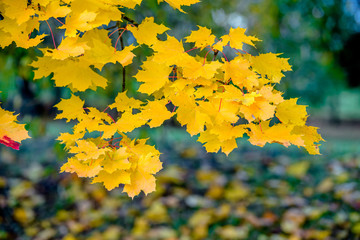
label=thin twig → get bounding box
[122,15,139,27]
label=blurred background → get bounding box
[1,0,360,239]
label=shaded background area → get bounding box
[1,0,360,239]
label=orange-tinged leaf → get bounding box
[123,171,156,198]
[239,96,275,122]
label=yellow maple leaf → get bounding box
[0,18,46,49]
[135,59,173,94]
[44,37,89,60]
[57,131,85,150]
[61,10,97,37]
[239,95,276,122]
[0,106,30,150]
[185,26,216,50]
[197,124,246,155]
[209,124,246,142]
[109,91,143,112]
[250,53,292,83]
[170,92,210,135]
[129,138,161,158]
[221,55,258,89]
[182,58,222,80]
[221,27,260,50]
[119,0,143,9]
[123,171,156,198]
[102,147,131,174]
[215,85,259,104]
[31,56,108,91]
[59,0,123,37]
[293,126,324,155]
[198,98,238,125]
[93,169,131,191]
[69,139,108,160]
[55,95,85,122]
[248,121,304,148]
[128,17,169,46]
[86,107,113,124]
[258,86,284,104]
[98,112,147,137]
[212,39,228,52]
[151,36,187,66]
[71,107,113,134]
[136,153,163,174]
[140,99,175,128]
[276,98,308,126]
[158,0,200,13]
[81,29,136,70]
[37,0,71,21]
[197,130,238,155]
[1,0,35,25]
[60,157,103,178]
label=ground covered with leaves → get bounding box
[0,125,359,240]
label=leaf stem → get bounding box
[45,20,57,49]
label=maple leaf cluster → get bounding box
[0,0,323,197]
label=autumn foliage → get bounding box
[0,0,323,198]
